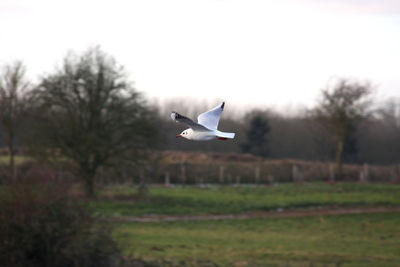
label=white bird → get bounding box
[171,102,235,141]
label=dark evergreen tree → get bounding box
[241,115,270,157]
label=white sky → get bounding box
[1,0,400,110]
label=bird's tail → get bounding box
[216,131,235,140]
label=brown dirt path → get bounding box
[105,206,400,223]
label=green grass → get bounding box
[90,183,400,217]
[113,212,400,266]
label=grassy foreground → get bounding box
[91,183,400,217]
[113,212,400,267]
[93,183,400,266]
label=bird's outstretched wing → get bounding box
[197,102,225,130]
[171,112,209,131]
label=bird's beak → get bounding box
[176,134,182,138]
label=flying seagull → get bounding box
[171,102,235,141]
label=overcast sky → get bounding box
[1,0,400,110]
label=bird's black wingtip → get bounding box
[221,102,225,110]
[171,111,183,120]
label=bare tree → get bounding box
[32,47,158,197]
[0,61,29,179]
[313,78,372,179]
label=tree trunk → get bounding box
[336,136,344,180]
[8,129,15,180]
[82,170,96,198]
[137,168,149,198]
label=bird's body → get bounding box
[171,102,235,141]
[178,128,234,141]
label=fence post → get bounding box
[267,174,274,185]
[292,165,304,184]
[164,171,170,187]
[255,166,260,185]
[398,164,400,183]
[180,164,186,186]
[236,175,241,186]
[292,165,298,183]
[392,164,400,183]
[219,166,225,184]
[329,163,335,184]
[359,163,369,183]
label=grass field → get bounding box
[90,183,400,217]
[3,177,400,266]
[2,157,400,266]
[92,183,400,266]
[113,212,400,266]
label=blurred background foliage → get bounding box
[0,47,399,188]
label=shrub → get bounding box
[0,175,121,267]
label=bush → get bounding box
[0,175,122,267]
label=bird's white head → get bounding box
[176,128,193,139]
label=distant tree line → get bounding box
[0,47,400,194]
[157,82,400,169]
